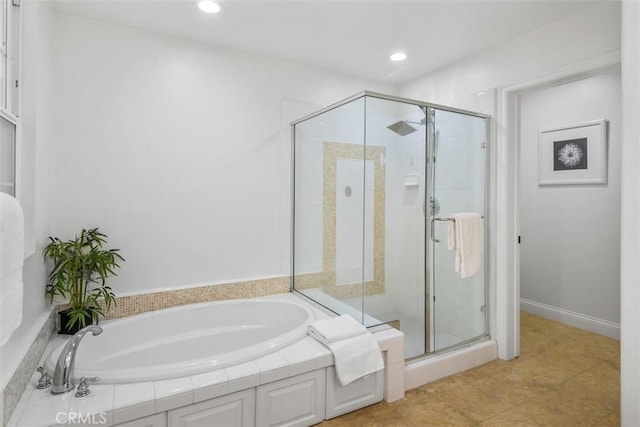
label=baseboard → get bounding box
[520,298,620,339]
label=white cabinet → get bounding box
[325,367,383,419]
[115,413,167,427]
[168,389,255,427]
[256,369,326,427]
[114,365,383,427]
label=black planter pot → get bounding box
[57,308,95,335]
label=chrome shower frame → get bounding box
[290,90,492,361]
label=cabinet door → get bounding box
[256,369,326,427]
[168,389,255,427]
[115,413,167,427]
[326,366,383,419]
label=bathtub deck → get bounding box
[8,294,404,427]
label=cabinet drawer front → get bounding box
[326,366,383,419]
[115,413,168,427]
[168,389,255,427]
[256,369,326,427]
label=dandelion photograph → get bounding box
[553,138,588,171]
[538,119,607,185]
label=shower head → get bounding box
[387,120,418,136]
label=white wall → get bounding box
[620,1,640,424]
[1,0,55,388]
[400,1,620,109]
[48,13,392,296]
[519,72,621,335]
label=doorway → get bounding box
[517,71,621,338]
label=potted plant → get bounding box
[44,227,124,334]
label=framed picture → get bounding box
[538,119,608,185]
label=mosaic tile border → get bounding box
[54,277,290,322]
[2,309,56,427]
[294,141,386,299]
[104,276,290,320]
[323,142,386,294]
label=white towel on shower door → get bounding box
[448,212,483,279]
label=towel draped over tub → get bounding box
[308,315,384,386]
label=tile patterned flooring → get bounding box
[317,312,620,426]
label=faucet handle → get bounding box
[74,376,99,398]
[36,366,52,390]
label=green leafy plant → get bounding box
[44,228,124,331]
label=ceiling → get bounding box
[51,0,605,85]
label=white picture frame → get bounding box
[538,119,608,186]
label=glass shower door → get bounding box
[292,92,490,360]
[430,109,487,351]
[363,96,428,358]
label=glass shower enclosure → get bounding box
[291,92,489,359]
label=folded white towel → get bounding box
[0,193,24,345]
[324,333,384,386]
[308,315,384,386]
[448,212,483,279]
[308,314,366,344]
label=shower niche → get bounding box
[292,92,489,359]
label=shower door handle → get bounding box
[430,218,440,243]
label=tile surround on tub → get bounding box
[6,278,287,426]
[54,276,291,323]
[7,284,496,426]
[106,276,290,320]
[375,326,406,403]
[3,277,288,426]
[254,353,290,385]
[2,310,56,427]
[153,377,193,403]
[10,294,405,426]
[224,362,260,394]
[112,382,155,425]
[191,370,228,403]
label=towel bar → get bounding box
[429,215,484,242]
[431,215,484,222]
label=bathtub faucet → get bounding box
[51,325,103,394]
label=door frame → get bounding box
[494,51,620,360]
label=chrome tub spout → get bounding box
[51,325,103,394]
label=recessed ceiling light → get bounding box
[198,0,221,14]
[390,52,407,62]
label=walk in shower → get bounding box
[291,92,489,359]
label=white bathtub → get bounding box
[45,298,315,384]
